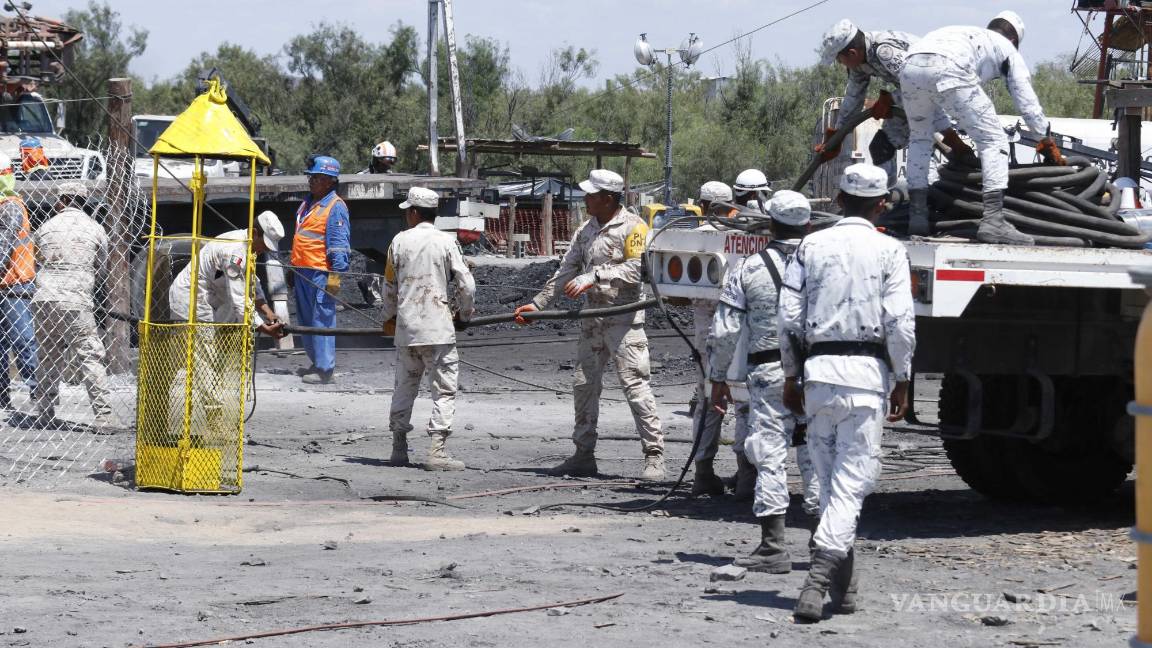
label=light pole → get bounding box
[634,32,703,206]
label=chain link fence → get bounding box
[0,139,150,486]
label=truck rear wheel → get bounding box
[939,375,1024,500]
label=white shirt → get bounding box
[380,221,476,347]
[169,230,266,326]
[32,207,109,311]
[778,217,916,393]
[907,26,1049,136]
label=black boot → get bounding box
[793,550,843,623]
[977,190,1033,245]
[733,514,791,574]
[691,460,725,497]
[805,514,819,559]
[732,452,756,501]
[829,548,859,614]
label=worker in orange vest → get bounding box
[19,136,50,181]
[290,155,350,385]
[0,151,39,410]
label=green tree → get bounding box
[59,1,147,143]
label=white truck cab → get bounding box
[132,115,240,179]
[1,92,105,181]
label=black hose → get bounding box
[791,107,907,192]
[282,299,661,336]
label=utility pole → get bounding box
[106,77,133,373]
[426,0,440,176]
[441,0,467,176]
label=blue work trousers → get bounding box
[0,292,38,397]
[293,268,337,372]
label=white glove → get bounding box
[564,273,596,298]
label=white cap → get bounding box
[839,163,889,198]
[992,10,1025,44]
[579,169,625,194]
[0,151,13,173]
[819,19,858,65]
[400,186,439,210]
[257,210,284,250]
[733,168,769,194]
[57,181,88,199]
[699,181,732,203]
[769,190,811,226]
[372,141,397,159]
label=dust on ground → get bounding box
[0,258,1136,648]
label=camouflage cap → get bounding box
[839,163,889,198]
[769,190,811,226]
[819,19,858,65]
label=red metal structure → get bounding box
[1075,0,1152,117]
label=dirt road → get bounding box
[0,325,1138,648]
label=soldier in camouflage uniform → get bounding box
[515,169,664,481]
[709,190,819,573]
[29,183,112,426]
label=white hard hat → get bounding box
[57,181,88,200]
[579,169,625,194]
[840,163,889,198]
[769,190,811,226]
[733,168,769,194]
[0,151,13,174]
[819,19,858,65]
[992,10,1025,44]
[399,186,440,210]
[699,181,732,203]
[256,210,284,250]
[372,141,397,159]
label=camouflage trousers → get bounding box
[31,303,112,418]
[744,362,820,517]
[572,320,663,456]
[805,381,886,557]
[389,343,459,437]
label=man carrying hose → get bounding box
[379,187,475,471]
[815,19,972,171]
[514,169,665,482]
[899,11,1063,244]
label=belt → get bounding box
[747,348,781,366]
[808,341,889,364]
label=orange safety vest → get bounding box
[290,194,345,270]
[0,196,34,287]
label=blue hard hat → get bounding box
[306,155,341,177]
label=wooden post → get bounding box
[622,156,633,208]
[106,78,133,374]
[505,195,517,258]
[541,191,553,257]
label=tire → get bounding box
[939,374,1026,500]
[1012,377,1132,506]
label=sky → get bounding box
[23,0,1093,84]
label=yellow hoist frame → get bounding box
[134,79,270,494]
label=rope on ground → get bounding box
[138,592,625,648]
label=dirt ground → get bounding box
[0,258,1140,648]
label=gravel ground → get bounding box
[0,260,1138,648]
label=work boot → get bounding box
[734,514,792,573]
[691,460,725,497]
[732,452,755,501]
[907,188,931,237]
[390,431,409,465]
[640,452,666,482]
[425,433,465,471]
[294,365,319,378]
[830,548,860,614]
[977,190,1033,246]
[805,514,820,559]
[548,449,598,477]
[793,550,844,623]
[302,369,335,385]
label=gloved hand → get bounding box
[513,304,537,326]
[325,272,342,297]
[382,318,396,336]
[1036,137,1066,166]
[813,127,841,161]
[941,129,979,167]
[563,273,595,298]
[869,90,895,120]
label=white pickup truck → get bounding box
[646,225,1151,505]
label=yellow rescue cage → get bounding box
[135,79,271,493]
